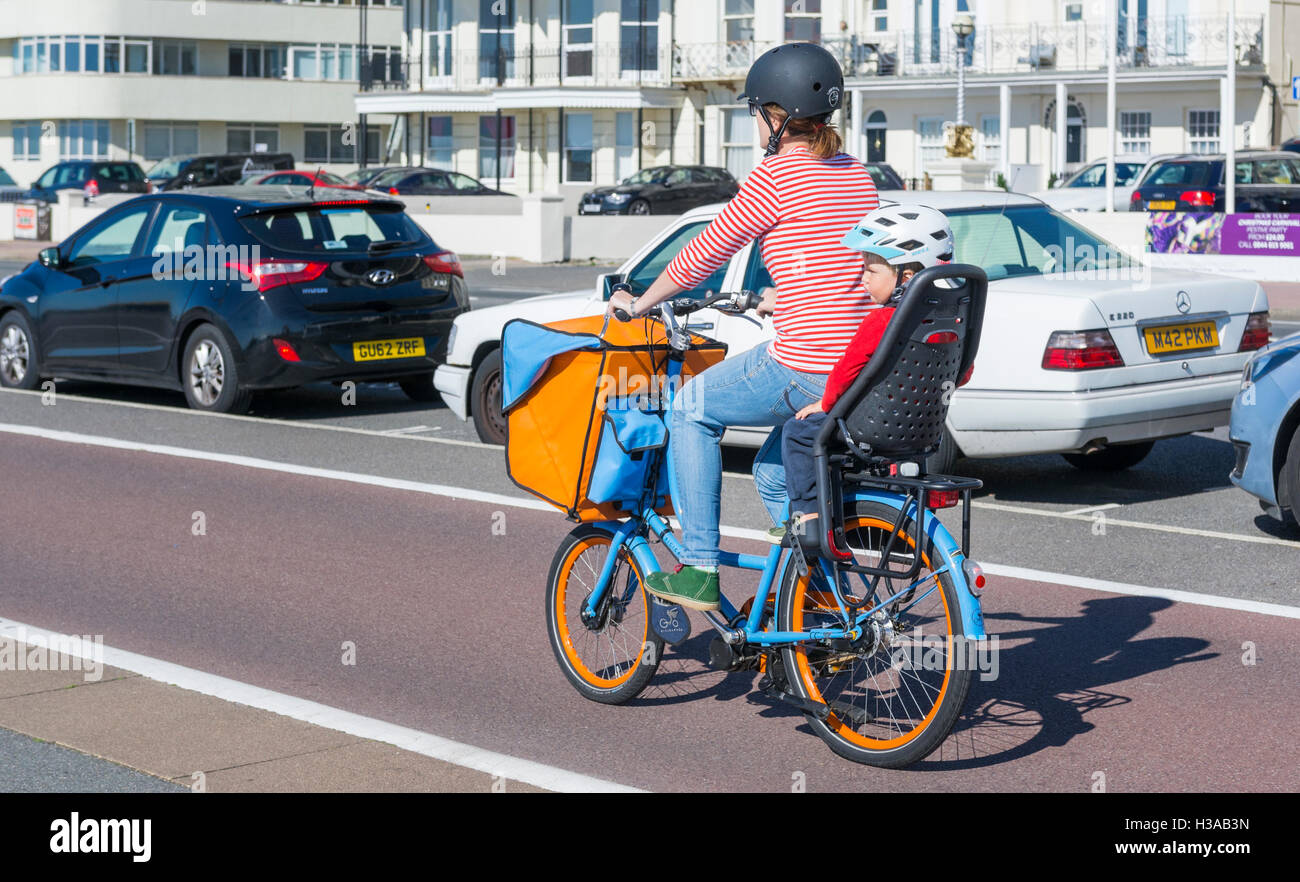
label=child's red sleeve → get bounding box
[822,307,894,410]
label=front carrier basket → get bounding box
[501,314,727,522]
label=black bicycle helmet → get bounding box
[738,42,844,156]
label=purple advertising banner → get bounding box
[1147,212,1300,256]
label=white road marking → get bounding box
[1061,503,1123,516]
[0,387,498,450]
[380,425,434,436]
[3,422,1298,621]
[0,617,642,794]
[972,499,1300,549]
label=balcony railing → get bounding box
[379,42,672,93]
[675,16,1263,82]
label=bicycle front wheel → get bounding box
[546,525,662,704]
[777,501,972,768]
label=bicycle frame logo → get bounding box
[890,628,1001,681]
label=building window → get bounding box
[304,125,358,163]
[620,0,659,74]
[563,0,594,78]
[565,113,594,183]
[874,15,888,30]
[724,0,754,43]
[784,0,821,42]
[227,123,279,155]
[153,40,197,75]
[866,109,887,162]
[918,116,944,167]
[1187,109,1219,154]
[479,115,516,180]
[143,122,198,160]
[427,116,453,167]
[616,111,637,181]
[229,44,286,78]
[480,0,515,82]
[425,0,453,78]
[1064,3,1083,21]
[980,115,1001,165]
[723,106,753,179]
[59,120,111,160]
[1118,110,1151,154]
[12,121,43,161]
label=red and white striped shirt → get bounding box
[664,146,879,372]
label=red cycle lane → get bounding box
[0,432,1295,792]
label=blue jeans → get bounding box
[667,342,827,566]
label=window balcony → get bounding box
[392,42,671,93]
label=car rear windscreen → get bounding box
[1143,161,1216,187]
[237,205,430,253]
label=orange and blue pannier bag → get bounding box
[501,314,726,522]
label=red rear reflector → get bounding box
[826,530,854,561]
[423,251,463,278]
[273,338,300,362]
[1180,190,1215,207]
[1239,311,1270,352]
[958,364,974,386]
[924,331,958,344]
[1042,329,1125,370]
[927,489,960,509]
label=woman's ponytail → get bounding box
[762,104,844,159]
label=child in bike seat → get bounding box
[772,203,965,548]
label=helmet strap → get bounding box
[760,106,793,157]
[889,266,908,304]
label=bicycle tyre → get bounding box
[546,524,662,704]
[777,500,973,768]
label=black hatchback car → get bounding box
[26,161,151,203]
[146,153,296,190]
[1128,151,1300,213]
[368,167,511,196]
[578,166,739,215]
[0,189,468,412]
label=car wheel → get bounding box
[398,373,441,403]
[0,312,40,390]
[471,348,507,445]
[181,323,251,414]
[1281,427,1300,528]
[925,425,961,475]
[628,199,651,216]
[1061,440,1154,471]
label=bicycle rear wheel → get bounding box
[546,525,662,704]
[777,500,972,768]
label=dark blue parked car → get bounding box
[25,160,151,203]
[0,188,467,412]
[1229,330,1300,528]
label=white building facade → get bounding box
[369,0,1299,198]
[0,0,405,187]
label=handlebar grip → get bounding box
[612,308,632,322]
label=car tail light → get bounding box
[1180,190,1215,207]
[1130,190,1143,207]
[1238,311,1270,352]
[388,187,400,195]
[423,250,463,278]
[927,489,960,509]
[1042,329,1125,370]
[273,338,301,362]
[227,260,328,293]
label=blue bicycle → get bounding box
[540,265,990,768]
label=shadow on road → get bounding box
[630,593,1218,773]
[925,594,1217,770]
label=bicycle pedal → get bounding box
[828,700,874,728]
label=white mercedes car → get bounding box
[435,191,1269,472]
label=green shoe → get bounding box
[645,565,721,612]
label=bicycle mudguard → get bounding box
[843,488,987,640]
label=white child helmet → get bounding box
[841,204,954,269]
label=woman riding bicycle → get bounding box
[605,42,880,612]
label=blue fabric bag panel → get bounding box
[586,401,669,507]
